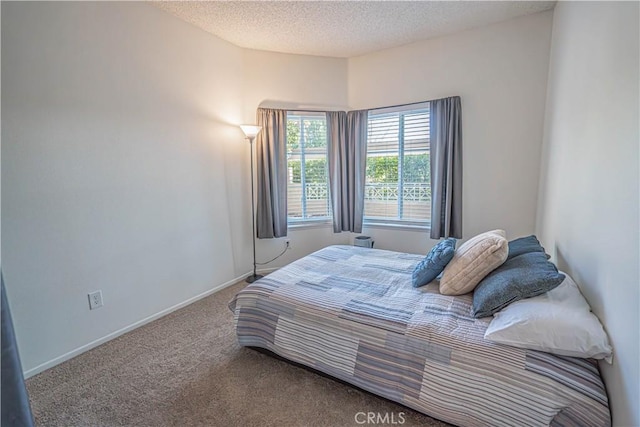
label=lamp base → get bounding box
[245,273,264,284]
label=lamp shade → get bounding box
[240,125,262,139]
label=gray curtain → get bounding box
[327,110,368,233]
[256,108,288,238]
[430,96,463,239]
[348,110,369,233]
[327,111,348,232]
[1,274,35,427]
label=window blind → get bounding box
[286,113,330,220]
[365,104,431,222]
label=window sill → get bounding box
[362,221,430,232]
[286,219,430,233]
[288,219,333,230]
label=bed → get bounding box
[228,245,611,427]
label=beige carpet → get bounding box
[27,281,451,427]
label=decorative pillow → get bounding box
[439,230,508,296]
[507,235,547,260]
[412,238,456,288]
[472,251,565,318]
[484,273,613,362]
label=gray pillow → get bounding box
[507,235,547,260]
[472,251,565,318]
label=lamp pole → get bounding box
[246,135,262,283]
[240,125,263,284]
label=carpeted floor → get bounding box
[26,281,451,427]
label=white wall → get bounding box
[349,11,553,253]
[536,2,639,426]
[242,49,351,268]
[1,2,248,374]
[1,2,356,374]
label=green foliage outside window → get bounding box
[286,120,300,150]
[287,116,329,185]
[286,118,327,151]
[366,154,430,183]
[288,154,430,185]
[289,159,326,184]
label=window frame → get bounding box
[285,111,332,226]
[363,102,431,230]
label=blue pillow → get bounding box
[472,251,565,318]
[507,235,547,260]
[412,238,456,288]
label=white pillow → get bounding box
[440,229,508,296]
[484,273,613,363]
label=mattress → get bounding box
[228,245,611,427]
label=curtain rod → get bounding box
[368,99,430,112]
[287,109,338,114]
[284,101,427,114]
[264,96,457,115]
[367,95,459,111]
[281,103,426,115]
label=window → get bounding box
[286,112,331,222]
[364,103,430,226]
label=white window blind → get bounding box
[286,112,331,221]
[364,104,431,224]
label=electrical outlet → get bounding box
[285,240,291,250]
[88,291,103,310]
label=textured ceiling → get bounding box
[152,1,556,58]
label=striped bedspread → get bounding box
[229,245,611,427]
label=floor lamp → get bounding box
[240,125,263,284]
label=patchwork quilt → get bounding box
[228,245,611,427]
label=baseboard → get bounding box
[23,271,252,379]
